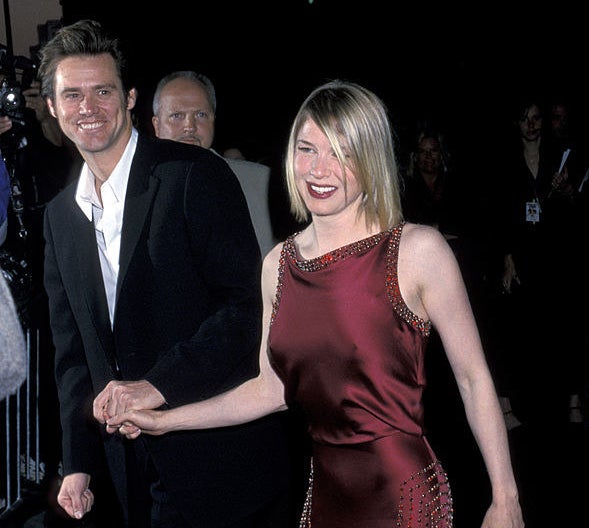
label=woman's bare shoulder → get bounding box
[261,240,286,298]
[263,242,284,271]
[400,222,448,257]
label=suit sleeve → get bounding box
[43,207,103,475]
[144,154,264,407]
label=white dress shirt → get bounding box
[75,128,138,326]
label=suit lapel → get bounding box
[116,141,160,302]
[69,204,115,357]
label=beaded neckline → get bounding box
[284,230,390,272]
[276,222,431,336]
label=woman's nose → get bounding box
[311,156,331,176]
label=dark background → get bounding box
[57,0,588,163]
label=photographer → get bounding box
[23,80,68,148]
[0,71,78,284]
[1,65,78,526]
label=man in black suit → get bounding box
[38,19,298,527]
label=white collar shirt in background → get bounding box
[75,128,138,326]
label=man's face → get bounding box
[46,53,136,157]
[550,104,567,137]
[152,78,215,148]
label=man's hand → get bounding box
[57,473,94,520]
[0,116,12,135]
[93,379,165,435]
[550,168,573,197]
[502,254,521,294]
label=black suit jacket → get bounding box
[43,133,295,526]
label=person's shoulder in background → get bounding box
[0,267,27,401]
[224,157,277,256]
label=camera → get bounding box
[0,77,25,121]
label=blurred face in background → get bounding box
[550,103,568,139]
[415,136,443,177]
[152,78,215,148]
[518,104,542,142]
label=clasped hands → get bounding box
[93,379,165,439]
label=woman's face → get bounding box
[416,136,443,175]
[293,118,363,220]
[518,104,542,142]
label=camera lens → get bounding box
[0,81,25,119]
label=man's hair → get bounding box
[152,71,216,116]
[284,79,403,230]
[37,19,128,100]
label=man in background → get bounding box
[151,71,278,255]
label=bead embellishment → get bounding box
[272,223,431,337]
[288,231,388,272]
[385,223,431,337]
[396,460,454,527]
[298,458,454,527]
[298,458,314,528]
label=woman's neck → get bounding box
[298,212,379,259]
[421,170,439,191]
[522,137,541,178]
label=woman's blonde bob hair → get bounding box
[284,80,403,230]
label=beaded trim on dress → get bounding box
[385,223,431,337]
[272,222,431,336]
[298,458,454,528]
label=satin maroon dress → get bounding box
[269,222,454,528]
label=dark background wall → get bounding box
[32,1,589,162]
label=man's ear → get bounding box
[46,98,57,118]
[127,88,138,111]
[152,116,159,137]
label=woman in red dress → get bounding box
[105,80,524,528]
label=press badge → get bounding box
[526,200,540,223]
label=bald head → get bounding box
[152,75,215,148]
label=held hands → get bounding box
[106,408,168,439]
[93,379,165,438]
[57,472,94,520]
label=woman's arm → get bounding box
[400,224,524,528]
[107,244,287,437]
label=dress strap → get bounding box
[385,222,431,337]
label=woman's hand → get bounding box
[106,409,166,439]
[481,498,525,528]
